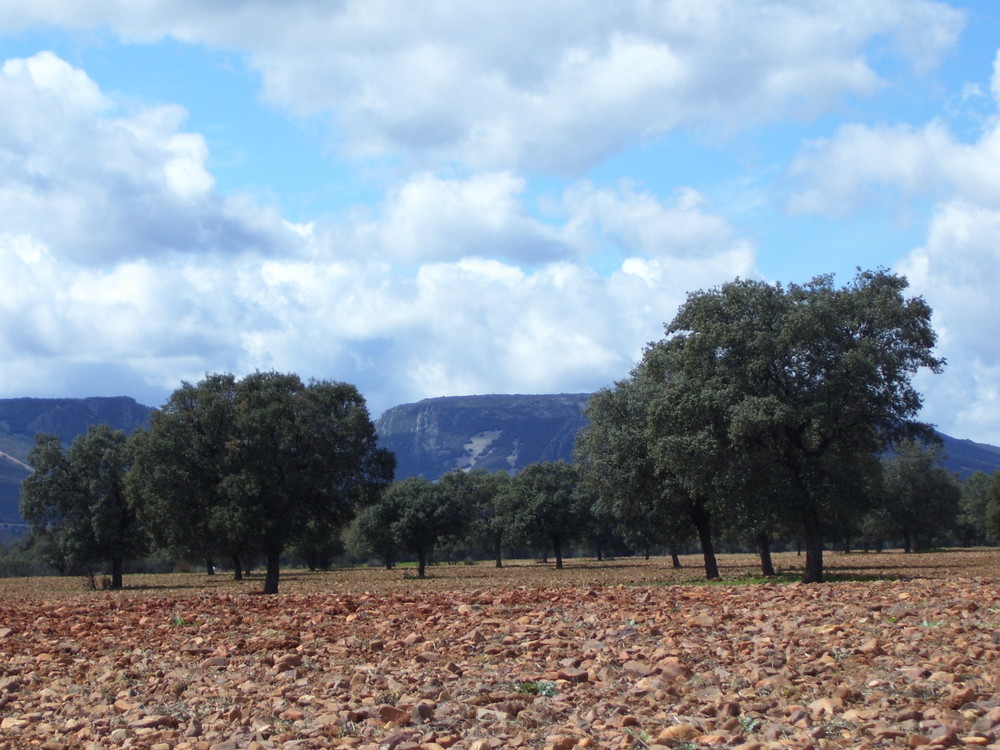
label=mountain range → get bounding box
[2,393,999,529]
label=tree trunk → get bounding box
[757,531,775,577]
[110,556,124,589]
[669,544,681,569]
[803,515,824,583]
[417,549,427,578]
[903,531,912,554]
[596,546,603,562]
[552,535,563,570]
[263,549,280,594]
[689,501,719,579]
[205,557,215,575]
[232,554,243,581]
[644,545,651,561]
[494,540,503,568]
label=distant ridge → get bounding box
[937,433,1000,478]
[375,393,590,480]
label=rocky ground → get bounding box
[1,551,999,749]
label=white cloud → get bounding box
[0,53,294,266]
[898,201,1000,444]
[0,50,757,414]
[792,52,1000,444]
[0,0,964,173]
[788,120,1000,216]
[372,172,564,265]
[561,184,738,259]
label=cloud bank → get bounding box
[789,48,1000,443]
[0,50,754,414]
[4,0,1000,448]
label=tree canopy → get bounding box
[575,269,944,582]
[873,440,961,553]
[129,371,394,593]
[497,461,590,569]
[21,425,145,588]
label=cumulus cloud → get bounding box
[0,50,756,414]
[788,121,1000,216]
[0,0,964,173]
[369,172,565,265]
[898,201,1000,444]
[0,52,295,266]
[788,47,1000,443]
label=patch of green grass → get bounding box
[739,716,762,733]
[516,680,556,697]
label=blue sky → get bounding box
[2,1,1000,444]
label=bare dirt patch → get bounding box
[1,549,999,749]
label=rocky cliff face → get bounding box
[375,393,590,480]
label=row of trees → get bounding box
[342,444,1000,580]
[15,398,999,589]
[21,372,393,593]
[347,462,592,577]
[16,269,986,587]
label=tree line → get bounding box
[12,269,997,590]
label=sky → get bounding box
[2,1,1000,444]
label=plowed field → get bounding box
[1,549,999,749]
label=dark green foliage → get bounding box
[20,425,146,588]
[387,476,466,577]
[290,517,345,570]
[619,269,942,582]
[957,471,999,545]
[345,500,399,569]
[129,372,394,593]
[575,379,697,567]
[129,374,245,572]
[351,476,467,577]
[0,531,63,577]
[872,440,961,552]
[440,469,511,567]
[984,473,1000,542]
[497,461,590,569]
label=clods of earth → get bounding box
[2,570,1000,749]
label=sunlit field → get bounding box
[1,547,996,600]
[2,548,999,749]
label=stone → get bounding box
[377,705,412,726]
